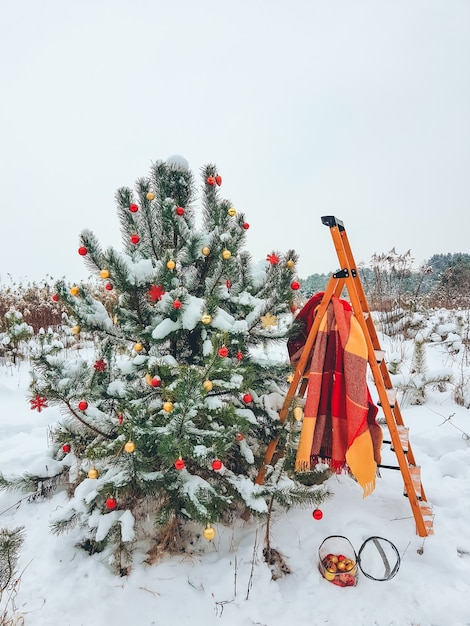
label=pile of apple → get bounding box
[320,552,357,587]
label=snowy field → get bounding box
[1,311,470,626]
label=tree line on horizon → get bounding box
[300,251,470,311]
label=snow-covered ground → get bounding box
[1,311,470,626]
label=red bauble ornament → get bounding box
[218,346,229,358]
[174,458,185,470]
[78,401,88,411]
[312,508,323,520]
[173,299,182,309]
[236,433,244,441]
[129,203,139,213]
[105,282,113,291]
[78,246,88,256]
[176,206,185,216]
[212,459,223,471]
[52,293,59,302]
[225,280,231,289]
[236,351,243,361]
[62,443,71,453]
[106,497,117,510]
[291,281,300,291]
[207,176,216,186]
[151,376,161,387]
[215,174,222,186]
[130,234,140,244]
[118,414,124,425]
[242,222,250,230]
[243,393,253,404]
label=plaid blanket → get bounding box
[293,294,382,497]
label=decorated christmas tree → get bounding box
[26,156,330,573]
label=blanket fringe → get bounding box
[295,459,311,473]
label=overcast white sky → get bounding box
[1,0,469,286]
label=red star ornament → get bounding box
[93,359,107,372]
[30,394,48,412]
[148,285,165,302]
[266,253,279,265]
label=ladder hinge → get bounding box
[333,268,357,279]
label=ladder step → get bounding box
[390,425,409,454]
[403,465,422,500]
[419,502,434,535]
[377,388,397,408]
[374,349,385,363]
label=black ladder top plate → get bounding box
[321,215,345,231]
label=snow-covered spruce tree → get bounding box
[0,308,33,364]
[28,158,330,572]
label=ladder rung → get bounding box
[377,388,397,408]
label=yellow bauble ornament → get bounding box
[221,249,231,260]
[88,468,99,479]
[203,380,213,392]
[201,246,211,256]
[286,259,295,269]
[72,325,81,335]
[146,191,155,201]
[163,401,174,413]
[166,259,176,270]
[124,441,136,453]
[145,373,153,385]
[70,286,79,296]
[134,342,143,352]
[227,207,236,217]
[100,269,110,279]
[201,313,212,325]
[203,525,216,541]
[293,407,303,421]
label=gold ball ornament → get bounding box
[88,468,99,479]
[124,441,136,453]
[201,246,211,256]
[163,401,174,413]
[286,259,295,269]
[201,313,212,325]
[221,249,231,260]
[203,380,213,392]
[70,285,79,296]
[203,525,216,541]
[134,342,143,352]
[145,373,153,386]
[72,325,81,335]
[293,407,303,421]
[227,207,236,217]
[166,259,176,270]
[100,269,110,279]
[146,191,155,201]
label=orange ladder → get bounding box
[257,215,433,537]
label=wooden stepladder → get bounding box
[257,215,433,538]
